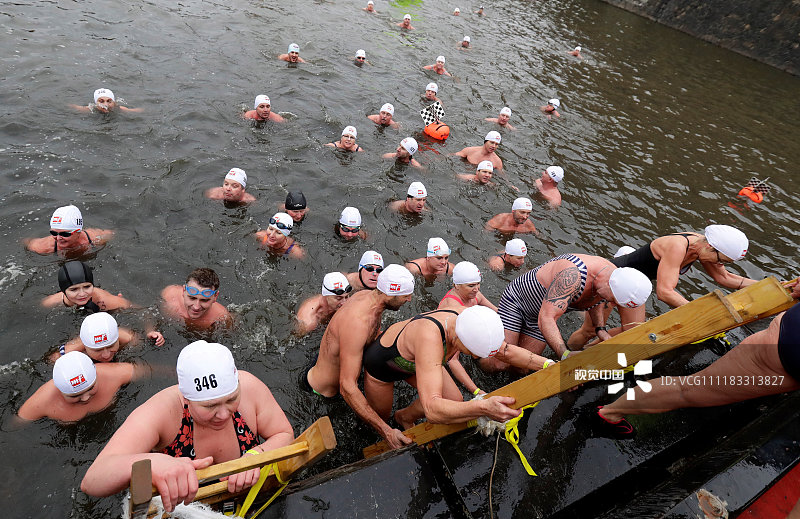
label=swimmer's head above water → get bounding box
[93,88,116,113]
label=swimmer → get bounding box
[81,341,294,512]
[243,95,285,123]
[423,82,441,104]
[541,98,561,119]
[397,14,415,30]
[405,237,455,279]
[389,181,428,214]
[346,250,384,291]
[363,0,378,13]
[281,191,309,222]
[488,238,528,271]
[568,46,582,58]
[485,106,516,130]
[255,212,305,258]
[17,351,147,423]
[453,131,503,170]
[41,261,133,313]
[353,49,370,66]
[161,267,233,330]
[52,312,164,363]
[367,103,400,129]
[475,5,485,15]
[486,197,537,233]
[278,43,306,63]
[70,88,142,114]
[295,272,353,337]
[438,262,497,312]
[458,160,494,185]
[535,166,564,207]
[453,7,461,15]
[24,205,114,257]
[205,168,256,204]
[336,206,367,240]
[460,35,471,49]
[325,125,364,152]
[383,137,422,168]
[305,265,414,449]
[423,56,451,76]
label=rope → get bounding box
[488,432,501,519]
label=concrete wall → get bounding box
[599,0,800,76]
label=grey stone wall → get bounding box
[599,0,800,76]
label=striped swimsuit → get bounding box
[498,254,588,341]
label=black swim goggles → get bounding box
[324,284,353,296]
[360,265,384,273]
[269,217,292,231]
[184,285,218,297]
[340,224,361,233]
[50,229,79,237]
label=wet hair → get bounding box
[186,267,220,290]
[285,191,307,210]
[58,261,94,292]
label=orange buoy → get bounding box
[424,122,450,141]
[738,186,763,204]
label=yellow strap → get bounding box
[249,464,289,519]
[690,332,728,345]
[235,462,271,518]
[503,402,539,476]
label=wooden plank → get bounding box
[363,277,795,458]
[129,459,152,519]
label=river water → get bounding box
[0,0,798,516]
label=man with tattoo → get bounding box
[482,254,651,372]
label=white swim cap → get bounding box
[704,225,748,261]
[477,160,494,172]
[254,95,270,109]
[427,237,451,257]
[368,0,373,4]
[53,351,97,395]
[225,167,247,188]
[401,137,418,155]
[455,307,504,358]
[50,205,83,231]
[404,13,411,20]
[355,49,366,58]
[548,98,560,109]
[453,261,481,284]
[377,264,414,296]
[437,55,446,64]
[177,341,239,402]
[546,165,564,183]
[93,88,115,103]
[512,197,532,211]
[339,206,362,226]
[342,125,358,138]
[408,181,427,198]
[426,82,438,93]
[322,272,351,296]
[269,212,293,236]
[288,43,300,53]
[80,312,119,350]
[505,238,527,256]
[359,250,384,269]
[575,46,582,52]
[454,8,460,13]
[500,107,512,116]
[380,103,395,115]
[463,35,471,42]
[609,267,652,308]
[614,245,636,258]
[485,131,502,144]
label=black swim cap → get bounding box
[285,191,307,210]
[58,261,94,292]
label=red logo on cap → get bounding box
[389,283,401,292]
[624,301,638,308]
[417,190,424,195]
[70,374,86,388]
[93,334,107,344]
[488,347,500,357]
[433,245,440,253]
[52,216,62,223]
[521,246,527,254]
[333,282,342,289]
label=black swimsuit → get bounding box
[408,261,452,276]
[611,233,696,280]
[53,231,93,253]
[363,310,459,383]
[777,304,800,381]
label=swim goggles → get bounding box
[340,225,360,233]
[360,265,384,273]
[184,285,218,297]
[50,230,79,237]
[269,217,292,231]
[324,284,353,296]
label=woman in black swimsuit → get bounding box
[325,125,364,152]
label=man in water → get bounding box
[345,250,384,291]
[367,103,399,128]
[458,160,494,185]
[397,14,415,30]
[453,7,460,15]
[17,351,146,422]
[281,191,308,223]
[568,46,582,58]
[453,131,503,170]
[243,95,285,123]
[336,207,367,240]
[383,137,422,168]
[488,238,528,271]
[304,265,415,449]
[423,56,451,76]
[486,197,538,233]
[161,267,232,330]
[363,0,377,13]
[475,5,485,15]
[541,98,561,119]
[25,205,114,257]
[423,82,441,104]
[278,43,306,63]
[53,312,164,362]
[405,237,455,279]
[535,166,564,207]
[205,168,256,204]
[69,88,142,114]
[485,107,516,130]
[460,36,471,49]
[295,272,352,336]
[390,181,428,214]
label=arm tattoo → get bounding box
[545,266,581,310]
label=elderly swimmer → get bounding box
[205,168,256,204]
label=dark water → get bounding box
[1,0,798,516]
